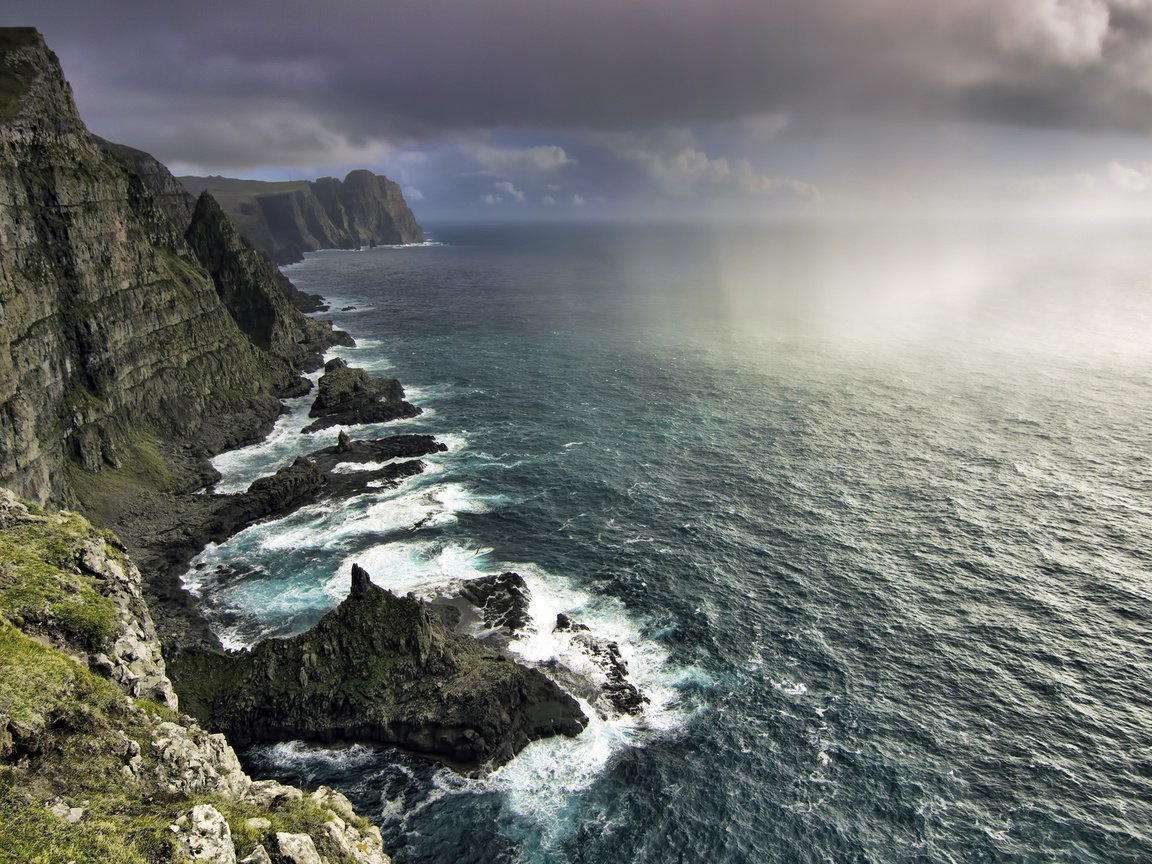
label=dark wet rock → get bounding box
[340,305,356,312]
[303,361,419,433]
[460,573,533,635]
[555,613,589,633]
[123,433,447,651]
[307,432,445,475]
[170,564,587,771]
[277,376,313,400]
[330,330,356,348]
[552,616,648,717]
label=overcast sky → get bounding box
[7,0,1152,220]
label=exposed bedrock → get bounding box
[303,358,421,433]
[428,573,649,720]
[169,564,588,771]
[549,613,649,717]
[460,572,534,634]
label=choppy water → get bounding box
[186,220,1152,863]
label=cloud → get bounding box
[482,181,526,205]
[993,0,1112,67]
[469,143,574,174]
[402,186,425,201]
[621,140,818,200]
[1001,159,1152,194]
[1106,160,1152,190]
[12,0,1152,177]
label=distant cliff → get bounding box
[0,28,337,509]
[179,172,424,264]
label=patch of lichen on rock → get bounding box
[0,506,119,652]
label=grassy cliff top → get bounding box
[0,491,384,862]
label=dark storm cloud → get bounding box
[4,0,1152,172]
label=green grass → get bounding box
[0,512,118,652]
[67,428,174,526]
[0,490,378,862]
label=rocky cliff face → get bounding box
[0,29,336,509]
[178,172,424,265]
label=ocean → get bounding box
[183,220,1152,863]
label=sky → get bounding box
[7,0,1152,221]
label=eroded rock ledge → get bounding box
[170,565,588,771]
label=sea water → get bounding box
[184,220,1152,863]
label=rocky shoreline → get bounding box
[108,344,650,770]
[0,28,652,859]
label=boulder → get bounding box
[303,362,420,433]
[460,572,533,634]
[169,804,236,864]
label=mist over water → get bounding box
[189,220,1152,863]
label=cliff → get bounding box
[178,172,424,265]
[0,488,391,863]
[0,29,337,512]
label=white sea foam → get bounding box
[323,534,693,836]
[251,740,380,772]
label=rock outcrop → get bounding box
[303,358,421,432]
[0,28,339,509]
[170,564,588,771]
[184,190,333,371]
[178,172,424,265]
[553,613,649,717]
[460,571,534,634]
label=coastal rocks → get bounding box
[306,432,446,502]
[150,720,250,799]
[170,564,587,771]
[553,614,648,717]
[275,834,324,864]
[460,572,533,634]
[169,804,236,864]
[303,359,420,433]
[185,189,333,372]
[80,536,179,708]
[0,489,177,707]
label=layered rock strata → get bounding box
[0,29,339,511]
[178,172,424,265]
